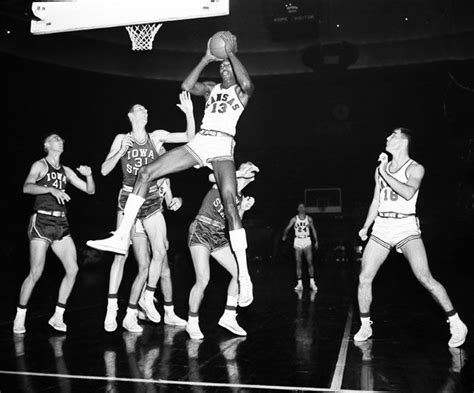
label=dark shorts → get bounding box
[118,188,163,220]
[28,213,71,243]
[188,219,229,253]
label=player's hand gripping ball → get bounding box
[208,31,236,60]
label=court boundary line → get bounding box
[0,370,388,392]
[330,304,354,390]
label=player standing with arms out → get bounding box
[100,93,193,333]
[87,31,256,306]
[186,162,259,340]
[354,128,468,347]
[282,203,319,292]
[13,134,95,333]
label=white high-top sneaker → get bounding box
[122,309,143,333]
[164,306,187,326]
[48,314,67,332]
[354,319,373,342]
[448,316,468,348]
[104,302,118,332]
[138,291,161,323]
[186,317,204,340]
[13,308,26,334]
[218,311,247,336]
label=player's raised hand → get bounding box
[378,152,388,172]
[205,38,222,62]
[168,197,183,211]
[176,91,193,114]
[120,134,134,156]
[221,31,237,56]
[76,165,92,177]
[358,227,369,241]
[49,188,71,205]
[241,196,255,211]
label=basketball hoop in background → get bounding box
[125,22,163,51]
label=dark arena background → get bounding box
[1,0,474,392]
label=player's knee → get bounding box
[29,269,43,283]
[358,272,373,286]
[66,264,79,277]
[196,274,210,289]
[417,273,435,290]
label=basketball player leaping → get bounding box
[282,203,319,292]
[354,128,468,347]
[87,31,256,306]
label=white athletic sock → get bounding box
[117,194,145,237]
[16,307,27,316]
[54,305,65,318]
[188,315,199,326]
[107,298,118,308]
[229,229,249,278]
[164,305,174,314]
[360,316,371,324]
[448,313,461,323]
[226,296,238,308]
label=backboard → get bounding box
[304,188,342,214]
[31,0,229,35]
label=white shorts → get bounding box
[370,215,421,253]
[184,131,235,169]
[294,237,312,250]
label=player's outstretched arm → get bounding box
[282,217,296,241]
[163,178,182,211]
[64,166,95,195]
[101,134,132,176]
[153,92,196,144]
[221,32,255,104]
[181,39,220,96]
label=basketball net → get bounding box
[125,23,163,51]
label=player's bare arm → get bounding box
[309,217,319,248]
[163,178,182,211]
[64,166,95,195]
[282,217,296,241]
[359,168,381,241]
[378,154,424,200]
[23,160,71,205]
[220,32,254,105]
[101,134,132,176]
[151,92,195,144]
[181,39,220,95]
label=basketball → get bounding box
[209,31,230,59]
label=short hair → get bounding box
[297,202,306,208]
[396,127,413,151]
[43,133,61,153]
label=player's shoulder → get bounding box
[407,160,424,175]
[150,129,170,139]
[31,159,47,171]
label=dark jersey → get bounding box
[33,158,68,213]
[120,133,160,187]
[196,186,241,227]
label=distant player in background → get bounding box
[87,31,256,307]
[186,162,259,340]
[355,127,468,347]
[282,203,319,292]
[13,134,95,334]
[99,92,193,333]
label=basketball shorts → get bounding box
[28,213,71,243]
[188,219,229,253]
[184,131,235,170]
[294,237,312,250]
[370,215,421,253]
[118,186,164,220]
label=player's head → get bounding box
[236,162,259,192]
[385,127,412,154]
[43,133,65,154]
[297,203,306,214]
[128,104,148,127]
[219,60,235,83]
